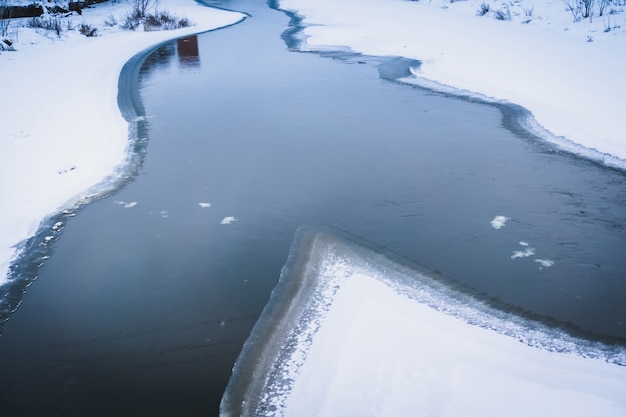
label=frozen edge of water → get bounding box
[220,225,626,416]
[0,16,249,332]
[270,0,626,173]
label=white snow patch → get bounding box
[115,201,138,208]
[285,274,626,416]
[511,247,536,259]
[535,259,555,268]
[490,215,509,229]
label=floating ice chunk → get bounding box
[221,216,237,225]
[134,115,155,122]
[490,215,509,229]
[115,201,137,208]
[511,247,535,259]
[535,259,555,268]
[198,202,212,208]
[512,241,536,259]
[52,221,63,231]
[160,210,169,218]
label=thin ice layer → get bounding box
[220,226,626,417]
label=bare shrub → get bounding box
[581,0,595,17]
[123,6,192,31]
[121,9,142,30]
[144,10,192,31]
[493,5,511,20]
[476,2,490,16]
[27,16,63,37]
[129,0,154,19]
[104,14,117,27]
[1,0,12,37]
[79,22,98,36]
[522,5,534,16]
[598,0,611,15]
[603,15,621,31]
[565,0,597,21]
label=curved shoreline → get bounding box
[275,0,626,168]
[0,4,247,328]
[271,0,626,173]
[222,225,626,416]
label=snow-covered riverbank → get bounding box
[279,0,626,162]
[2,0,626,414]
[221,227,626,416]
[2,0,624,297]
[0,0,245,286]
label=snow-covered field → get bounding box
[0,0,246,286]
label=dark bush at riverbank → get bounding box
[0,0,110,19]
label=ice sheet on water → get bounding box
[535,258,555,268]
[220,226,626,417]
[115,200,137,208]
[511,247,535,259]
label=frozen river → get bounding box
[0,0,625,415]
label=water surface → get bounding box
[0,0,624,415]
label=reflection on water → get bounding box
[177,36,200,68]
[140,42,175,79]
[140,35,201,80]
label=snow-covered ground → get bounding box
[279,0,626,163]
[221,228,626,416]
[287,273,626,416]
[0,0,246,286]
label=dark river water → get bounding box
[1,0,625,415]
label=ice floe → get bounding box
[115,201,138,209]
[490,215,509,229]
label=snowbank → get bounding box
[221,227,626,416]
[0,0,245,285]
[278,0,626,162]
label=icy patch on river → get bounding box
[490,215,509,229]
[220,226,626,417]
